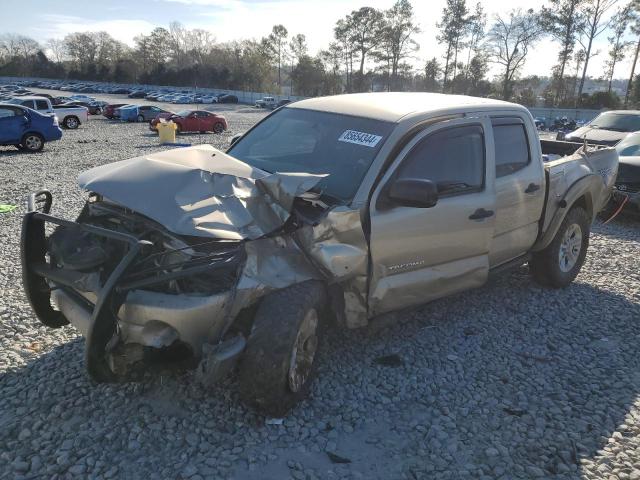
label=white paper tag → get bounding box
[338,130,382,148]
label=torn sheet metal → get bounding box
[295,207,369,328]
[77,145,324,240]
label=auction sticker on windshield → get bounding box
[338,130,383,148]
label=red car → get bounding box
[103,103,128,119]
[150,110,227,133]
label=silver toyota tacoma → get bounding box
[21,93,618,415]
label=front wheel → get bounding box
[21,133,44,152]
[213,122,224,134]
[529,206,590,288]
[137,114,145,123]
[238,281,326,417]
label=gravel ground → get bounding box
[0,114,639,480]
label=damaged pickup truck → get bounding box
[21,93,618,416]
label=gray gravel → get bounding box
[1,112,639,480]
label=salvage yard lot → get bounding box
[0,112,639,480]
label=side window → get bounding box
[21,100,34,109]
[0,107,17,119]
[396,125,485,196]
[35,100,49,110]
[493,123,530,178]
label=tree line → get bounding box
[2,0,640,108]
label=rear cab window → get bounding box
[492,118,530,178]
[35,100,49,110]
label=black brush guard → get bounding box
[21,190,240,382]
[22,190,149,382]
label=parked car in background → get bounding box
[255,96,276,108]
[0,104,62,151]
[149,109,227,133]
[120,105,173,122]
[563,111,640,145]
[63,101,106,115]
[128,91,147,98]
[113,104,137,120]
[219,94,238,104]
[103,103,128,119]
[7,96,88,129]
[534,117,546,130]
[611,132,640,215]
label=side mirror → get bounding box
[229,134,242,147]
[387,178,438,208]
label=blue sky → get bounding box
[2,0,636,80]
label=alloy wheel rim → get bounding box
[559,223,582,272]
[288,309,319,393]
[25,135,41,150]
[67,118,78,128]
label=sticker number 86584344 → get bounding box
[338,130,383,148]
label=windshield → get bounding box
[589,112,640,132]
[5,98,21,105]
[228,108,394,202]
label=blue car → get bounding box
[0,104,62,152]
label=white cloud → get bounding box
[33,14,156,45]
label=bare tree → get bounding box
[625,1,640,106]
[605,3,633,92]
[46,38,66,63]
[576,0,618,103]
[488,9,543,100]
[541,0,586,105]
[379,0,420,91]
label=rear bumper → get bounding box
[21,191,235,382]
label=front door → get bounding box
[368,117,497,316]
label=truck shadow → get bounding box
[0,269,638,478]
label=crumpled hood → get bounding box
[77,144,324,240]
[565,127,628,145]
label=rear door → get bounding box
[0,106,25,143]
[489,117,545,266]
[368,117,497,316]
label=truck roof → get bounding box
[288,92,519,122]
[11,96,49,101]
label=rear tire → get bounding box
[238,281,326,417]
[529,206,590,288]
[214,122,224,134]
[21,133,44,152]
[137,114,144,122]
[64,116,79,129]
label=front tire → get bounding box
[529,206,590,288]
[238,281,326,417]
[137,114,145,122]
[213,122,224,134]
[21,133,44,152]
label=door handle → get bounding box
[525,183,541,194]
[468,208,494,220]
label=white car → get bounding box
[199,95,218,104]
[7,96,88,129]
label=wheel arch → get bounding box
[533,175,600,252]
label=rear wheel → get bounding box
[529,206,590,288]
[238,281,326,416]
[213,122,224,134]
[64,116,79,129]
[21,133,44,152]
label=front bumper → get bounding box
[21,191,237,382]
